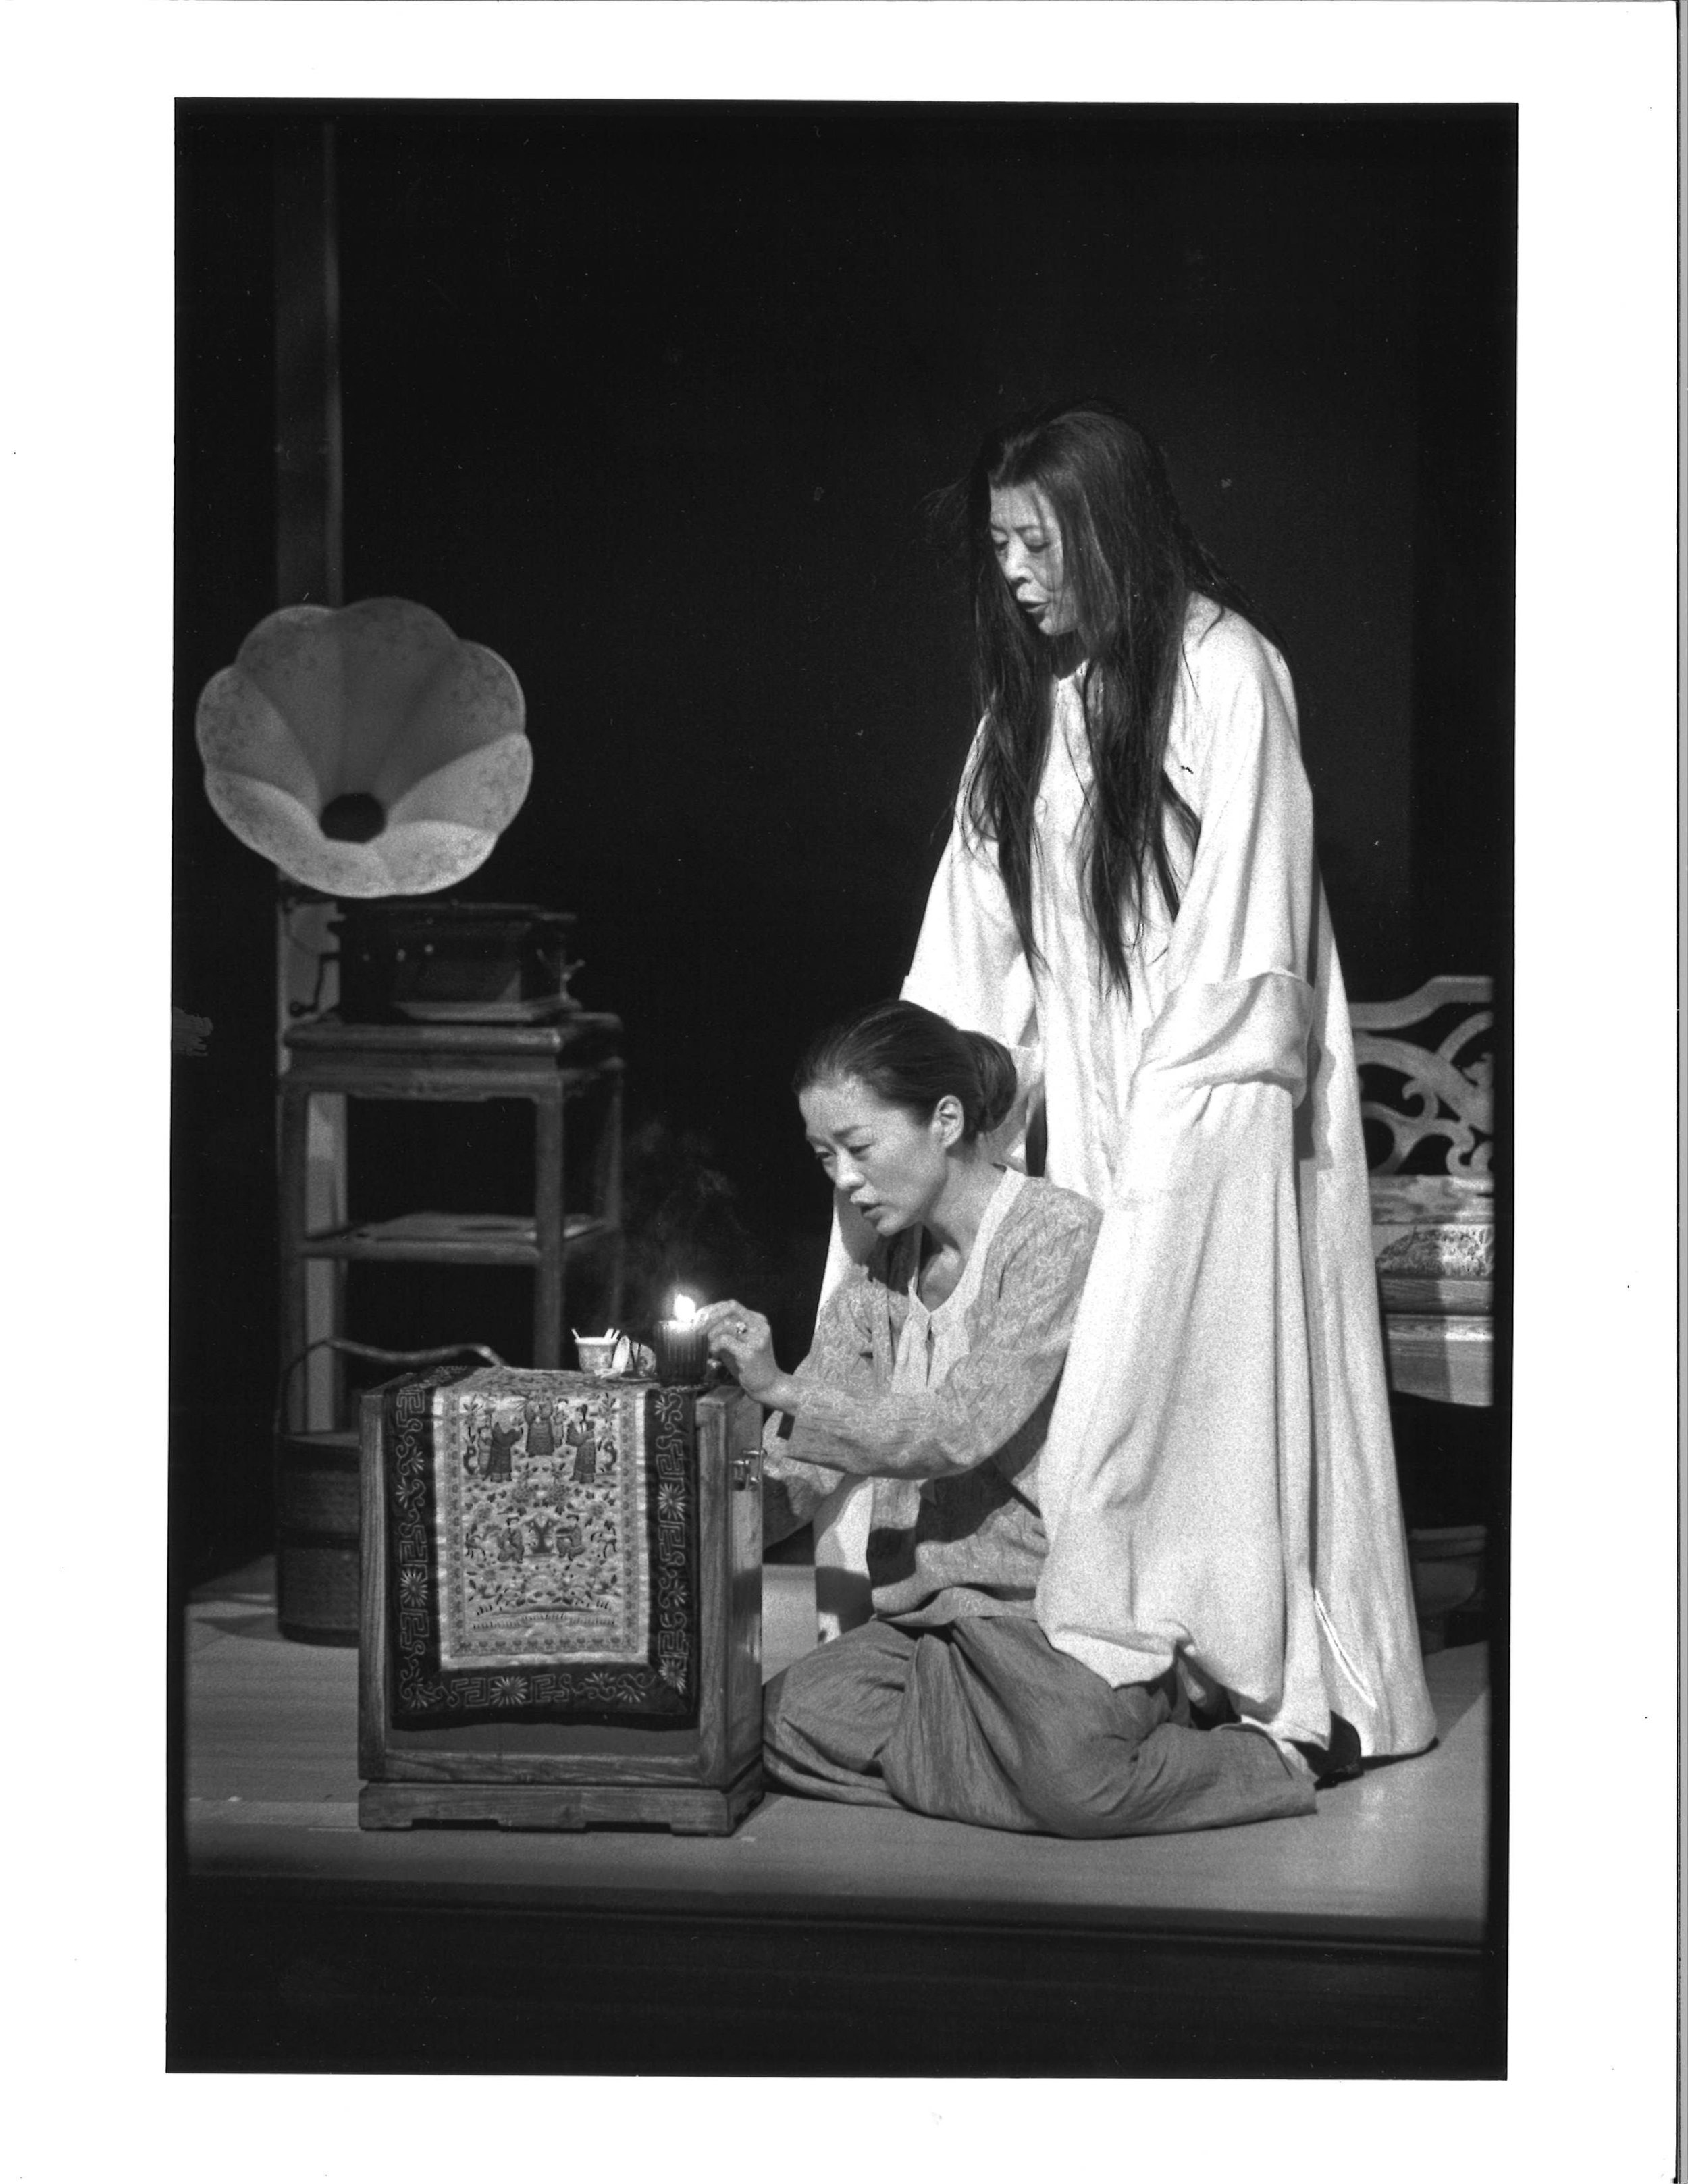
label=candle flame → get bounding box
[670,1291,699,1325]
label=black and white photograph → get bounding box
[7,1,1678,2168]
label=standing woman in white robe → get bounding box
[815,398,1435,1767]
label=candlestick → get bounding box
[654,1291,709,1385]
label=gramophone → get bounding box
[196,594,575,1019]
[196,596,583,1641]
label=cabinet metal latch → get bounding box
[731,1447,762,1491]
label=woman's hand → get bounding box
[696,1299,793,1409]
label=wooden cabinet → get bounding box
[358,1370,765,1836]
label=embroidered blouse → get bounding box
[766,1168,1101,1626]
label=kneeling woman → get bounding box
[700,1000,1319,1840]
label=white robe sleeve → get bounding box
[900,725,1044,1169]
[1034,618,1436,1761]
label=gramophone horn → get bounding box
[196,597,531,897]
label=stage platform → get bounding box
[174,1555,1500,2075]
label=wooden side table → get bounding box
[279,1012,625,1415]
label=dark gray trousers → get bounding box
[763,1614,1317,1838]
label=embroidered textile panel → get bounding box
[384,1366,701,1729]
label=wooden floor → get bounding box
[174,1557,1500,2075]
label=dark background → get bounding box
[174,101,1514,1584]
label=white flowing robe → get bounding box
[824,599,1433,1760]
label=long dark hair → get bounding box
[794,1000,1017,1145]
[957,398,1265,998]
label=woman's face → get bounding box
[799,1076,960,1237]
[989,482,1076,636]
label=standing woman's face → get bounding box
[989,483,1077,636]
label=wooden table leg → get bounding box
[533,1092,565,1366]
[278,1086,312,1430]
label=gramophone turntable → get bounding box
[331,900,582,1025]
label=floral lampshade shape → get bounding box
[196,597,531,896]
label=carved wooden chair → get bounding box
[1348,976,1496,1649]
[1348,975,1494,1406]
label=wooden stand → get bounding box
[278,1012,625,1393]
[359,1378,766,1837]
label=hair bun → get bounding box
[963,1028,1018,1138]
